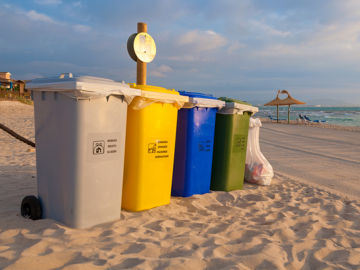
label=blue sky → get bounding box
[1,0,360,105]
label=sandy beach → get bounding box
[1,101,360,269]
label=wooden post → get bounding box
[276,105,279,123]
[19,82,25,95]
[137,22,147,85]
[288,105,290,124]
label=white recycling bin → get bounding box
[25,73,141,228]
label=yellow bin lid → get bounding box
[129,84,189,106]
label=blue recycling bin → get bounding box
[172,91,225,197]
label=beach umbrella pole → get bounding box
[277,105,279,123]
[288,105,290,124]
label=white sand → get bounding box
[1,101,360,269]
[260,122,360,200]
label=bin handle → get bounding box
[59,73,73,79]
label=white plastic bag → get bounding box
[130,90,188,110]
[245,118,274,185]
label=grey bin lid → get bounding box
[27,73,141,100]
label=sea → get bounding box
[255,106,360,127]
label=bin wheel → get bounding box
[21,195,42,220]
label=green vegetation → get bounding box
[0,88,33,105]
[16,96,33,105]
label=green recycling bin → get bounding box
[211,98,258,191]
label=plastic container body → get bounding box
[210,100,257,191]
[122,85,187,211]
[172,92,222,197]
[33,92,128,228]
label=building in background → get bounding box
[0,72,27,95]
[0,72,11,80]
[0,72,30,98]
[0,72,12,89]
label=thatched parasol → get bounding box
[264,90,305,123]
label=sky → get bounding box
[1,0,360,105]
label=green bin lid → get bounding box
[218,97,251,106]
[217,97,258,115]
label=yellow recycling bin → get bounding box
[122,84,188,211]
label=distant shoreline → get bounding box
[258,117,360,132]
[256,105,360,108]
[1,100,359,132]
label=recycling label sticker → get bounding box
[88,133,123,162]
[147,139,169,159]
[197,138,212,152]
[232,134,246,153]
[93,141,105,155]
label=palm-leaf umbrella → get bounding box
[264,90,305,123]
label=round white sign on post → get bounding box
[133,32,156,63]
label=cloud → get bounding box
[227,41,247,54]
[253,19,360,68]
[1,0,360,104]
[0,4,127,80]
[25,10,55,23]
[34,0,62,5]
[177,30,227,52]
[167,55,203,62]
[250,20,290,37]
[72,1,82,8]
[73,24,91,33]
[159,29,228,65]
[150,65,173,77]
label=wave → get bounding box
[256,106,360,127]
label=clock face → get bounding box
[133,32,156,63]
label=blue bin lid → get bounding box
[180,91,225,108]
[179,91,217,100]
